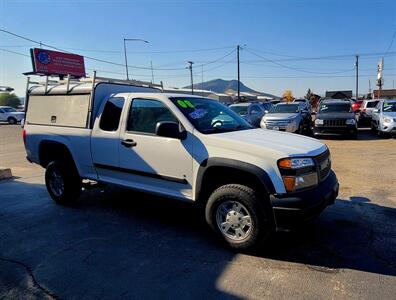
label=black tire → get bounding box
[205,184,274,251]
[370,121,377,132]
[7,117,17,125]
[45,160,81,206]
[296,122,304,134]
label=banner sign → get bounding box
[30,48,86,77]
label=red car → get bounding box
[351,100,363,112]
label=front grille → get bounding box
[265,120,290,126]
[323,119,346,127]
[314,150,331,182]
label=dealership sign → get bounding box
[30,48,86,77]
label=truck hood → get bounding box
[383,112,396,118]
[263,113,299,120]
[205,128,326,158]
[316,112,355,120]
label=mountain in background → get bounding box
[184,79,278,98]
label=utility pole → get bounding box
[188,61,194,95]
[369,79,371,95]
[150,61,154,83]
[355,55,359,99]
[237,45,240,101]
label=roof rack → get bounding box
[25,71,164,95]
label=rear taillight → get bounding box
[22,129,27,147]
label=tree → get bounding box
[282,90,294,102]
[0,93,21,108]
[305,88,313,100]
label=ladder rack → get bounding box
[25,71,164,95]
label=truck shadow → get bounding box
[79,186,396,277]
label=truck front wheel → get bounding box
[45,160,81,206]
[205,184,273,251]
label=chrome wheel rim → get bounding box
[216,201,253,241]
[49,170,65,197]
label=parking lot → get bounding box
[1,124,395,299]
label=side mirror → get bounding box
[155,121,187,140]
[20,118,25,128]
[264,110,269,114]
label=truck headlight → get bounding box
[315,119,323,125]
[278,157,317,192]
[346,119,356,125]
[383,117,392,123]
[278,157,315,169]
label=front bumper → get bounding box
[380,121,396,133]
[313,125,357,136]
[270,170,339,228]
[261,122,298,132]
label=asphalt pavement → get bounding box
[0,125,395,299]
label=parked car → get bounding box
[313,99,357,138]
[371,99,396,137]
[260,102,311,133]
[23,77,338,250]
[229,102,272,127]
[359,100,379,124]
[351,99,363,113]
[0,106,25,124]
[293,98,311,112]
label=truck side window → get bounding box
[127,99,177,134]
[99,97,125,131]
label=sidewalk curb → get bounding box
[0,168,13,180]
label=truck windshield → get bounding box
[170,97,253,134]
[2,107,16,113]
[269,104,299,113]
[319,103,351,113]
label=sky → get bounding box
[0,0,395,98]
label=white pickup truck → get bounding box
[23,76,338,250]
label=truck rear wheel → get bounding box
[45,160,81,206]
[205,184,273,251]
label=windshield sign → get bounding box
[319,103,351,113]
[170,97,253,134]
[383,102,396,112]
[269,104,299,113]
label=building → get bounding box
[372,89,396,100]
[325,90,353,99]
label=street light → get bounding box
[123,38,149,80]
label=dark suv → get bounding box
[313,99,358,138]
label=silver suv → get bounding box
[371,99,396,137]
[260,102,311,133]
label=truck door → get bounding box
[91,97,125,179]
[118,97,193,200]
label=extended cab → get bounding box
[23,76,338,250]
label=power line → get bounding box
[0,28,185,70]
[244,48,355,74]
[385,30,396,54]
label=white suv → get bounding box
[0,106,25,124]
[371,99,396,137]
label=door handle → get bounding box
[121,139,137,147]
